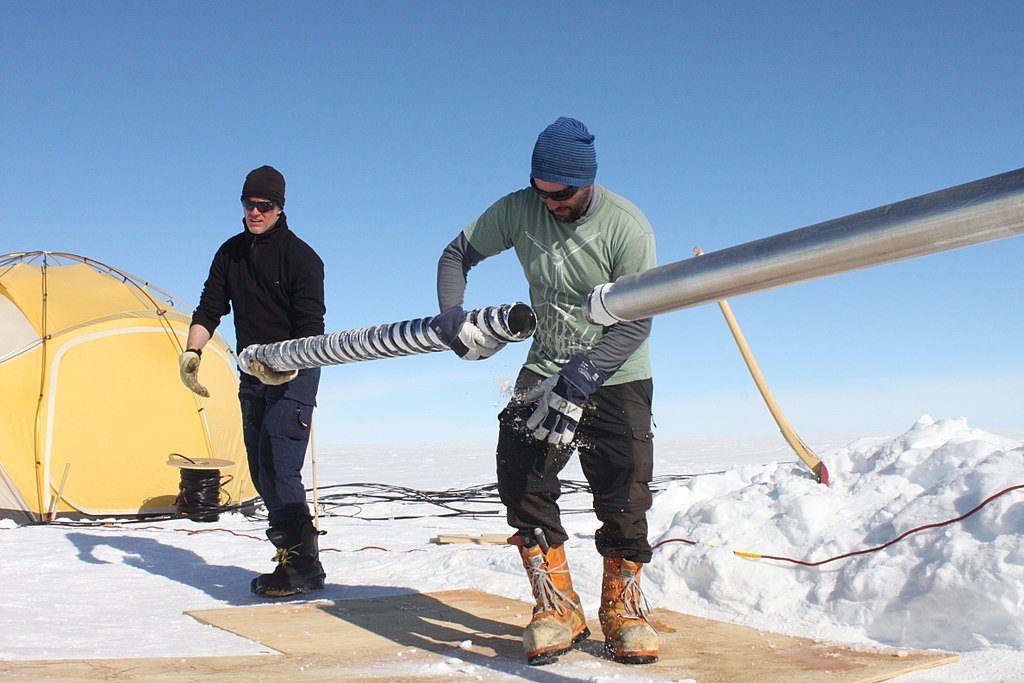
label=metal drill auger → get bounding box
[236,302,536,373]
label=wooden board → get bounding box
[430,533,511,545]
[0,590,957,681]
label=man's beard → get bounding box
[547,207,584,223]
[546,188,591,223]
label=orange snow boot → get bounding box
[599,556,659,664]
[514,536,590,665]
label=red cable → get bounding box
[652,484,1022,567]
[26,484,1021,568]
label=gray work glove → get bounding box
[248,360,298,386]
[429,306,507,361]
[524,354,606,445]
[178,350,210,398]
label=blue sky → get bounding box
[4,1,1023,446]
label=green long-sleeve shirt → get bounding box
[462,185,656,384]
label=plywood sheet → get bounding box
[0,590,957,682]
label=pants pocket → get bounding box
[631,427,654,482]
[277,400,314,441]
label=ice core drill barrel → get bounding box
[237,302,536,373]
[584,167,1024,325]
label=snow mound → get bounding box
[646,416,1024,651]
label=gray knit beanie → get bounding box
[531,117,597,187]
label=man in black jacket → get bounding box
[178,165,327,597]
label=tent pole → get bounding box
[32,256,52,518]
[310,417,320,532]
[46,463,71,522]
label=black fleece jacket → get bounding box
[191,214,326,353]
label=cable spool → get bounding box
[166,454,235,522]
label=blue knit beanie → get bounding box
[531,117,597,187]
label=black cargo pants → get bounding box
[496,368,655,563]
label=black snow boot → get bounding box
[250,521,326,597]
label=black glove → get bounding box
[429,306,506,360]
[524,354,606,445]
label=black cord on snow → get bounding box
[31,473,705,527]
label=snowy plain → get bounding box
[1,415,1022,682]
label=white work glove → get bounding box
[248,360,298,386]
[178,350,210,398]
[524,354,606,445]
[429,306,506,361]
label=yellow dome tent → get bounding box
[0,252,256,523]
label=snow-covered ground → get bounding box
[2,415,1022,681]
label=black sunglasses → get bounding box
[530,178,580,202]
[242,198,277,213]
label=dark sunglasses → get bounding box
[242,198,277,213]
[530,178,580,202]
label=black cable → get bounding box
[307,473,700,521]
[32,499,257,527]
[31,472,707,527]
[173,469,226,523]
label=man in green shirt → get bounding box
[432,117,659,665]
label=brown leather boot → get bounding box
[599,556,658,664]
[516,540,590,664]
